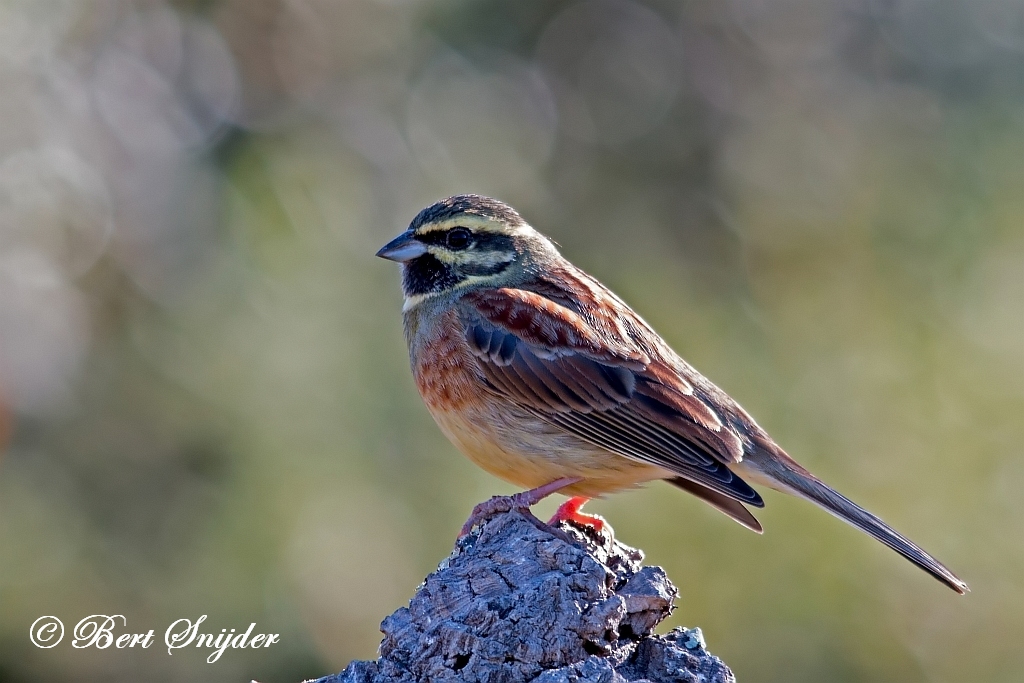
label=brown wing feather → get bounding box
[460,288,764,508]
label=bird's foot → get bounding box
[547,496,606,534]
[459,477,582,537]
[459,496,517,537]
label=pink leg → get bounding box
[459,477,582,537]
[547,496,606,533]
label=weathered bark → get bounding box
[310,510,734,683]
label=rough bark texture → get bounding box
[310,510,734,683]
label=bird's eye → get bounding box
[446,227,472,250]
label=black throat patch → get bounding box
[402,254,464,296]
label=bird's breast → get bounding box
[407,306,481,412]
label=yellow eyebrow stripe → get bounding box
[415,215,519,236]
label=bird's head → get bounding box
[376,195,558,308]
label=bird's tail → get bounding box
[741,449,969,594]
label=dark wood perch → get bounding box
[308,510,735,683]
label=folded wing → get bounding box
[460,288,764,509]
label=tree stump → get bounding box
[310,509,735,683]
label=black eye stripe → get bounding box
[415,230,456,247]
[475,232,515,253]
[415,228,515,254]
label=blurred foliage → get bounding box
[1,0,1023,681]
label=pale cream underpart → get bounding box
[427,399,672,499]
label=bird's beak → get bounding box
[376,231,428,262]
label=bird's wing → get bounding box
[459,288,764,508]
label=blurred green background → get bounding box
[0,0,1022,681]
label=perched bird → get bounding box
[377,194,968,594]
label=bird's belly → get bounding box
[427,401,667,498]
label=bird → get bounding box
[376,194,968,594]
